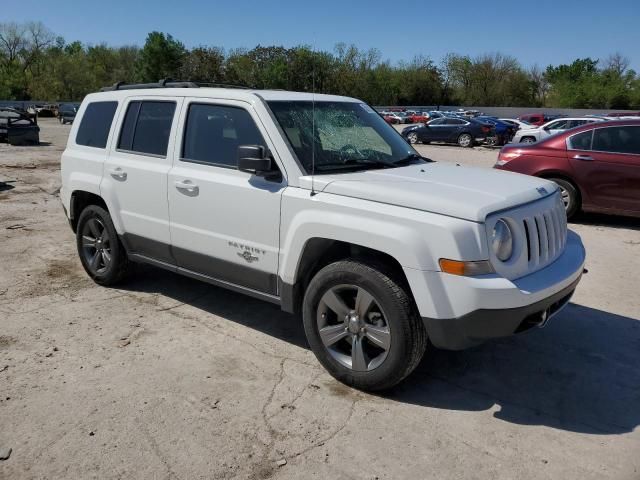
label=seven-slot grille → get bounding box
[522,196,567,268]
[486,190,568,281]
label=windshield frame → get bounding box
[264,100,420,175]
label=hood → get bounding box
[311,163,558,222]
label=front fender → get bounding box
[279,189,488,285]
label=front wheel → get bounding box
[549,178,580,219]
[406,132,418,144]
[521,136,536,144]
[76,205,129,285]
[302,260,427,391]
[458,133,473,148]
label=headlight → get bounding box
[491,219,513,261]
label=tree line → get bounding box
[1,21,639,109]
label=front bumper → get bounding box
[411,230,586,350]
[423,274,580,350]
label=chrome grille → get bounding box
[486,191,568,280]
[522,198,567,268]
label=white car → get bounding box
[511,117,602,144]
[499,118,534,130]
[60,82,586,391]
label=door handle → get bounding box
[573,154,593,161]
[109,167,127,180]
[174,179,199,194]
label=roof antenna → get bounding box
[310,41,317,197]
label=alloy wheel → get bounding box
[81,217,112,274]
[559,185,571,210]
[458,134,472,147]
[316,284,391,372]
[407,132,418,144]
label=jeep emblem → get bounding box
[238,251,259,263]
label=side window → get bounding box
[593,126,640,155]
[445,118,464,125]
[568,130,593,150]
[428,118,445,125]
[547,120,568,130]
[118,101,176,156]
[76,101,118,148]
[182,104,266,167]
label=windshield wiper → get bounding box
[393,153,432,166]
[315,158,396,171]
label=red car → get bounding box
[518,113,545,126]
[495,120,640,219]
[408,113,430,123]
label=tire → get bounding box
[76,205,129,285]
[406,132,418,144]
[457,133,473,148]
[521,136,536,144]
[549,177,580,219]
[302,259,427,391]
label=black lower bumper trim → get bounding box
[422,275,582,350]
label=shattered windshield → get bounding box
[267,101,421,174]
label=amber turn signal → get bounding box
[439,259,494,276]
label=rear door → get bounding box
[443,118,466,141]
[568,125,640,213]
[102,97,182,263]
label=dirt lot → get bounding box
[1,119,639,479]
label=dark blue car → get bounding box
[476,116,516,145]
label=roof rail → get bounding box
[100,79,252,92]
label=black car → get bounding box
[58,104,79,124]
[401,117,495,148]
[0,108,40,145]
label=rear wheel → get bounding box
[549,178,580,219]
[457,133,473,148]
[76,205,129,285]
[302,260,427,391]
[521,136,536,144]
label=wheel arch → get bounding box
[536,171,584,204]
[69,190,108,232]
[280,238,411,315]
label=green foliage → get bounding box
[136,31,185,82]
[0,21,638,109]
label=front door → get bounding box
[167,99,285,295]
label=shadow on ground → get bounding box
[120,264,640,436]
[571,211,640,231]
[0,180,16,192]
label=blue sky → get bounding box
[6,0,640,69]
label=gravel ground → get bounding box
[1,119,639,479]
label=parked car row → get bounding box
[401,117,496,148]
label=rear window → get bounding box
[118,101,176,156]
[75,101,118,148]
[568,130,593,150]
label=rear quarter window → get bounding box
[75,101,118,148]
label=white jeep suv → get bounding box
[60,81,586,391]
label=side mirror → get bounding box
[238,145,271,175]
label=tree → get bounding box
[136,32,185,82]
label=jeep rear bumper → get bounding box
[422,274,580,350]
